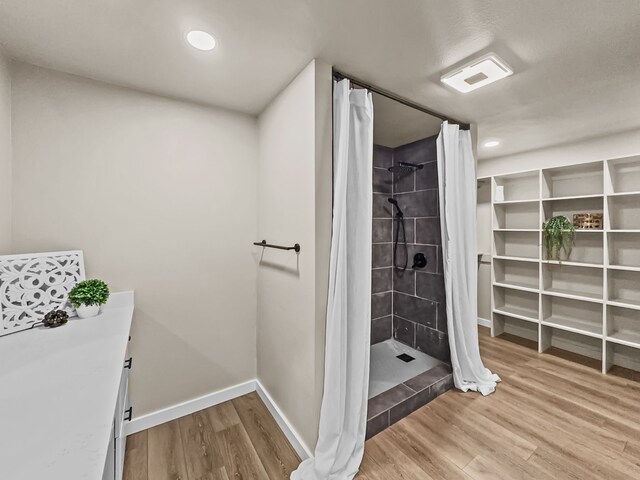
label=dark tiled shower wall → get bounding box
[371,145,393,344]
[392,136,450,363]
[370,137,450,363]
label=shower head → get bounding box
[387,198,403,217]
[388,162,424,174]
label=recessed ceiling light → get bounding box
[484,140,500,148]
[186,30,217,51]
[441,53,513,93]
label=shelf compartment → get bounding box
[542,264,603,301]
[542,197,603,228]
[493,313,539,342]
[494,258,539,291]
[570,232,604,265]
[494,286,539,322]
[494,171,540,202]
[608,269,640,309]
[541,295,603,337]
[608,156,640,194]
[606,306,640,348]
[542,162,603,199]
[493,202,540,230]
[605,342,640,373]
[541,227,603,264]
[541,325,603,363]
[494,231,539,260]
[608,194,640,230]
[608,232,640,269]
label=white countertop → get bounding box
[0,292,134,480]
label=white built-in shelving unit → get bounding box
[483,156,640,374]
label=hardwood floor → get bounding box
[125,328,640,480]
[358,328,640,480]
[123,391,300,480]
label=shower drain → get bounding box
[396,353,415,363]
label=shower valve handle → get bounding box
[412,253,427,269]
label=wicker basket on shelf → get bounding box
[573,213,603,230]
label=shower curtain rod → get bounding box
[332,69,470,130]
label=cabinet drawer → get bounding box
[115,363,130,439]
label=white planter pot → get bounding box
[76,304,101,319]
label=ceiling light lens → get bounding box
[187,31,216,51]
[484,140,500,148]
[441,53,513,93]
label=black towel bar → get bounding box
[254,240,301,253]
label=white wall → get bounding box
[0,50,11,252]
[476,129,640,321]
[478,129,640,178]
[256,59,332,453]
[10,62,259,418]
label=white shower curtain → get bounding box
[291,80,373,480]
[437,122,500,396]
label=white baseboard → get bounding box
[124,380,256,436]
[124,379,313,462]
[255,380,313,461]
[478,317,492,328]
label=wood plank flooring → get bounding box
[358,329,640,480]
[123,391,300,480]
[125,328,640,480]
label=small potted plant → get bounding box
[542,215,576,261]
[69,279,110,319]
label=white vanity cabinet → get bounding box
[0,291,135,480]
[104,425,116,480]
[104,342,133,480]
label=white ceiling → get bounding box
[1,0,639,160]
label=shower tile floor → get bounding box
[367,339,453,439]
[369,339,442,398]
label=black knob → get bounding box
[412,253,427,269]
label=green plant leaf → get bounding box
[68,279,110,308]
[542,215,576,261]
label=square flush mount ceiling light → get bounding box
[441,53,513,93]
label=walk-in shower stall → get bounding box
[299,75,497,478]
[366,94,453,438]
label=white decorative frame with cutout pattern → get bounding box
[0,250,86,336]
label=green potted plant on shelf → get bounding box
[542,215,576,261]
[69,279,110,319]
